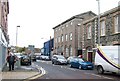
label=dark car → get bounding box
[21,55,31,65]
[31,55,36,62]
[51,55,67,65]
[69,57,94,70]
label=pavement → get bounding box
[1,62,41,81]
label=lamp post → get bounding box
[96,0,101,46]
[16,25,20,52]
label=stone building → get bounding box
[53,11,96,58]
[82,6,120,62]
[0,0,9,71]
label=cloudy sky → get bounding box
[8,0,119,48]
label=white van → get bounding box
[95,46,120,74]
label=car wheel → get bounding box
[29,62,31,65]
[52,61,54,64]
[79,65,82,69]
[97,66,104,74]
[55,61,57,65]
[54,61,56,65]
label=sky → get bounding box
[8,0,119,48]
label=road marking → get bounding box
[101,76,114,80]
[66,67,76,71]
[46,77,50,79]
[90,73,102,77]
[23,67,46,81]
[29,67,46,79]
[52,64,76,71]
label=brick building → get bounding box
[82,6,120,62]
[53,11,96,58]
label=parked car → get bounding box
[14,53,23,59]
[40,55,50,60]
[21,55,31,65]
[43,56,50,60]
[69,57,94,70]
[51,55,67,65]
[31,55,36,62]
[36,55,41,60]
[67,56,76,64]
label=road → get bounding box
[31,60,120,80]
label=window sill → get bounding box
[100,35,106,37]
[87,38,91,40]
[112,32,120,35]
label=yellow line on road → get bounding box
[23,67,46,81]
[28,73,44,80]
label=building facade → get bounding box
[53,11,96,58]
[43,38,54,59]
[0,0,9,71]
[82,7,120,62]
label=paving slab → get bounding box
[1,64,39,80]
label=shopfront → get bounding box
[0,28,7,71]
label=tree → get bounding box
[18,47,26,53]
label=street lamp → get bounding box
[16,25,20,47]
[96,0,101,46]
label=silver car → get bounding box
[51,55,67,65]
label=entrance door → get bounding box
[88,52,92,62]
[77,49,82,56]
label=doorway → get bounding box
[88,52,92,62]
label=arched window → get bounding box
[65,46,69,57]
[69,45,72,56]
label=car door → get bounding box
[72,58,79,68]
[75,58,80,68]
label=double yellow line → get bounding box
[23,67,46,81]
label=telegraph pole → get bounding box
[96,0,101,46]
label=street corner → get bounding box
[22,66,46,81]
[2,71,39,80]
[1,64,40,80]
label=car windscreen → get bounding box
[23,56,29,59]
[78,58,84,62]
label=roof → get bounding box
[53,11,96,29]
[83,6,119,24]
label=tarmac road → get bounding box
[31,60,120,81]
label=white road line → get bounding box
[101,76,113,80]
[46,77,50,79]
[90,73,102,77]
[23,65,46,81]
[66,67,76,71]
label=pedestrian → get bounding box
[6,52,17,71]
